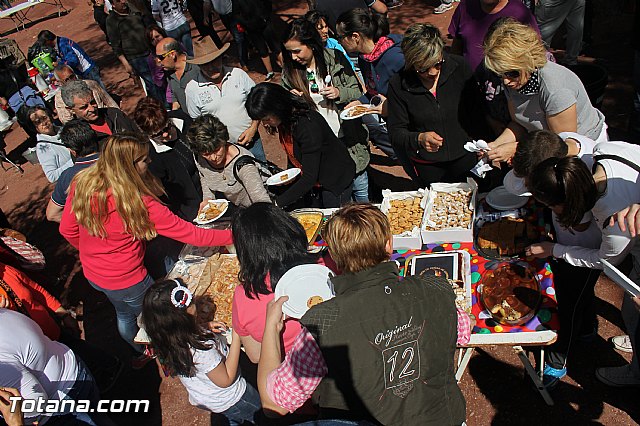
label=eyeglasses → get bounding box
[307,70,319,93]
[155,50,175,61]
[416,59,445,74]
[150,122,172,138]
[499,70,521,79]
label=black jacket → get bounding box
[148,131,202,221]
[94,107,139,146]
[301,261,466,425]
[387,53,488,163]
[276,110,355,208]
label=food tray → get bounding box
[478,261,541,326]
[191,253,240,326]
[474,216,538,261]
[421,179,477,244]
[380,188,427,250]
[291,208,324,244]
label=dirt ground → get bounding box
[0,0,639,425]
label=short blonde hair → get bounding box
[401,23,444,71]
[483,18,547,75]
[323,204,391,274]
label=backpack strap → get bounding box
[592,154,640,174]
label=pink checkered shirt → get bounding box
[456,308,472,346]
[266,308,471,412]
[266,328,327,412]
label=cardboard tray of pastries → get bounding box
[380,188,427,250]
[421,179,477,243]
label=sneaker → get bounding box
[433,2,454,13]
[386,0,403,8]
[612,335,633,353]
[542,365,567,389]
[596,365,640,387]
[265,72,275,82]
[131,353,156,370]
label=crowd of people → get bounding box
[1,0,640,425]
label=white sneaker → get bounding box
[612,335,633,353]
[433,2,454,13]
[596,365,640,387]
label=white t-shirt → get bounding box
[307,68,341,137]
[185,67,255,144]
[0,309,79,425]
[151,0,188,31]
[179,334,246,413]
[553,141,640,269]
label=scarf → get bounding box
[279,131,303,170]
[361,36,395,63]
[518,69,541,95]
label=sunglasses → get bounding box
[307,70,319,93]
[150,122,172,138]
[500,70,521,79]
[31,114,51,125]
[155,49,175,61]
[416,59,445,74]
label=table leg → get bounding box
[455,347,475,383]
[514,345,554,406]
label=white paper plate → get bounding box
[502,171,532,197]
[266,168,301,186]
[194,200,229,225]
[339,104,375,120]
[274,264,335,319]
[486,186,529,210]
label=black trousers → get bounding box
[411,151,477,187]
[545,258,600,369]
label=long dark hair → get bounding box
[282,18,329,109]
[232,203,319,299]
[245,83,312,135]
[335,8,389,43]
[142,279,215,377]
[528,156,600,228]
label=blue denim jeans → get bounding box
[167,22,194,57]
[129,55,164,102]
[82,66,106,92]
[47,358,116,426]
[248,137,266,162]
[351,170,369,202]
[88,274,154,353]
[219,383,261,426]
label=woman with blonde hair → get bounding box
[482,18,606,164]
[387,23,486,186]
[60,133,233,364]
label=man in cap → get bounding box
[184,37,265,160]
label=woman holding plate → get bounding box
[186,114,271,208]
[246,83,355,209]
[60,133,233,363]
[281,18,370,202]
